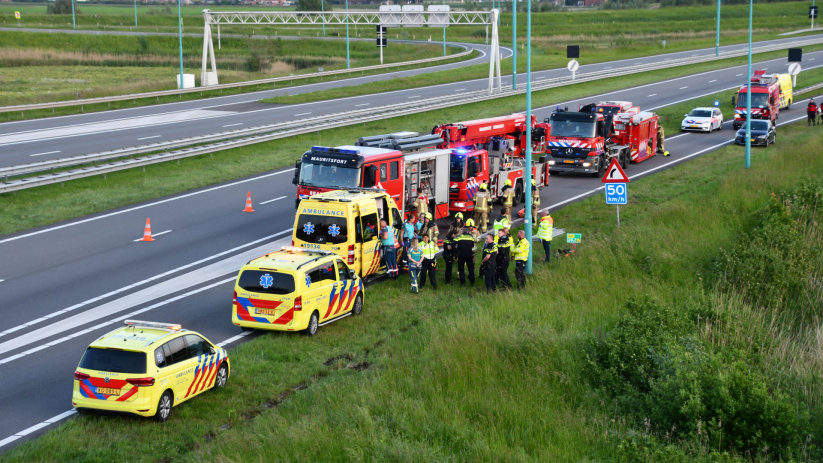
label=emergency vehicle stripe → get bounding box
[324,284,339,319]
[115,386,139,402]
[196,354,216,394]
[184,355,205,398]
[248,298,282,310]
[235,297,270,323]
[334,280,352,315]
[367,244,380,276]
[79,380,104,400]
[202,355,221,389]
[272,308,294,325]
[346,282,359,311]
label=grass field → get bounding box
[0,1,818,112]
[3,100,822,462]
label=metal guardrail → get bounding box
[2,37,823,193]
[0,47,473,114]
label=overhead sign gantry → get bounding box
[200,8,501,94]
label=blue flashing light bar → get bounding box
[310,146,360,155]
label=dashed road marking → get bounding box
[260,195,287,205]
[295,112,312,117]
[222,123,243,127]
[29,150,60,157]
[137,135,161,141]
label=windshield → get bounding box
[597,106,622,115]
[79,348,146,374]
[450,157,466,182]
[549,119,597,138]
[299,161,361,189]
[688,110,712,118]
[746,121,769,131]
[238,270,295,295]
[295,213,348,245]
[738,92,769,108]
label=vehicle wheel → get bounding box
[305,311,319,336]
[591,158,604,178]
[214,364,229,389]
[620,151,629,169]
[154,390,173,422]
[351,294,363,316]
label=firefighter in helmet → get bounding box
[422,212,439,244]
[413,188,429,223]
[531,179,540,223]
[657,125,669,156]
[501,179,515,223]
[473,182,491,233]
[449,211,464,237]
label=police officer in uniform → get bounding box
[513,229,530,288]
[455,222,476,286]
[473,183,491,233]
[442,229,457,284]
[419,234,438,290]
[481,234,498,292]
[501,179,515,223]
[495,227,512,289]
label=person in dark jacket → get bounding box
[808,98,818,126]
[455,226,476,286]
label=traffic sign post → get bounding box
[567,59,579,80]
[788,61,802,87]
[566,233,582,253]
[601,158,630,227]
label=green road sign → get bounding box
[566,233,581,244]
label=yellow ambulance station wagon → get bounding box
[232,247,364,336]
[72,320,229,422]
[292,189,403,278]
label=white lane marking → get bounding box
[0,325,253,449]
[407,95,420,99]
[137,135,161,141]
[736,73,743,76]
[28,150,61,157]
[0,169,293,245]
[0,234,292,359]
[454,88,466,91]
[355,103,370,107]
[0,230,291,338]
[0,410,77,449]
[222,123,243,127]
[0,109,235,147]
[679,86,688,90]
[260,195,287,205]
[217,330,253,347]
[709,79,717,83]
[294,112,312,116]
[0,276,238,365]
[132,229,172,242]
[811,58,816,61]
[0,279,4,283]
[648,94,657,97]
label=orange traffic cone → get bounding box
[243,192,255,213]
[140,218,154,242]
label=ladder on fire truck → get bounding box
[201,9,502,94]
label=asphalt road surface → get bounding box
[0,33,820,167]
[1,42,822,452]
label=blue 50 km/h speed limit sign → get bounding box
[605,183,627,205]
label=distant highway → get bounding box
[1,35,823,453]
[0,34,820,168]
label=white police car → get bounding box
[681,107,723,133]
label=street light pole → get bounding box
[512,0,517,89]
[525,0,533,275]
[321,0,325,37]
[442,0,446,56]
[71,0,76,29]
[177,0,184,89]
[134,0,138,27]
[715,0,720,57]
[345,0,350,69]
[745,0,752,168]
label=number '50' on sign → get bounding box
[605,183,627,205]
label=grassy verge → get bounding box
[4,97,823,462]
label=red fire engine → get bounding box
[733,70,780,130]
[431,114,550,213]
[547,103,665,176]
[291,132,452,219]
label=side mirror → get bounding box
[348,269,357,279]
[684,114,688,117]
[292,160,301,185]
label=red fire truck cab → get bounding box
[733,70,780,130]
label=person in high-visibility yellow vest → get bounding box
[493,213,510,233]
[513,229,530,288]
[419,234,438,290]
[537,212,554,263]
[501,179,515,222]
[531,179,540,222]
[473,183,491,233]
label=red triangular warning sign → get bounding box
[601,158,630,183]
